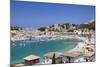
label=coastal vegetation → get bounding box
[38,27,47,31]
[79,20,95,30]
[11,25,22,30]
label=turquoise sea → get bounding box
[11,38,80,64]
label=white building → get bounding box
[54,24,61,31]
[62,52,86,63]
[74,29,90,35]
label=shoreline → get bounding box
[11,31,95,66]
[11,35,84,42]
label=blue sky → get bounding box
[11,1,95,28]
